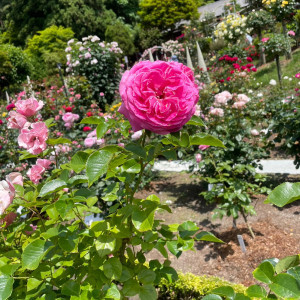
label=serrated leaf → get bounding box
[202,295,223,300]
[265,182,300,207]
[246,285,267,298]
[95,236,116,257]
[122,279,140,297]
[80,116,103,124]
[139,284,157,300]
[105,283,121,299]
[70,152,90,173]
[39,180,67,197]
[47,137,72,145]
[212,286,235,299]
[125,143,147,159]
[178,221,199,238]
[132,208,155,232]
[138,269,156,284]
[86,150,113,186]
[186,115,205,126]
[275,255,300,274]
[22,239,46,270]
[61,280,80,296]
[27,278,42,292]
[96,122,108,139]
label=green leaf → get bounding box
[39,179,67,197]
[0,275,13,300]
[201,295,223,300]
[47,137,72,145]
[86,150,113,186]
[287,266,300,283]
[70,152,90,173]
[68,175,88,186]
[235,294,251,300]
[55,200,74,219]
[105,283,121,299]
[19,152,37,161]
[195,231,224,243]
[190,134,225,148]
[212,286,235,299]
[121,159,141,173]
[80,116,103,124]
[253,261,275,284]
[96,122,108,139]
[166,241,182,258]
[125,143,147,159]
[44,118,54,127]
[103,258,122,280]
[132,208,155,232]
[160,267,178,283]
[61,280,80,296]
[186,115,205,126]
[269,274,300,299]
[178,221,199,239]
[275,255,300,274]
[179,132,190,147]
[95,236,116,257]
[246,285,267,298]
[27,278,42,292]
[139,284,157,300]
[265,182,300,207]
[22,239,46,270]
[122,279,140,297]
[138,269,156,284]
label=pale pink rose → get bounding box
[96,138,105,145]
[15,98,44,117]
[18,122,48,155]
[64,122,72,129]
[251,129,260,136]
[87,129,97,138]
[27,165,45,184]
[6,172,23,186]
[131,130,143,140]
[0,180,15,215]
[7,111,29,130]
[195,153,202,163]
[84,52,91,59]
[36,159,52,170]
[61,145,70,153]
[210,108,224,117]
[214,91,232,106]
[84,137,96,147]
[194,104,201,117]
[100,92,105,96]
[118,61,199,134]
[118,143,125,147]
[261,37,269,43]
[198,145,210,151]
[288,30,295,36]
[62,112,80,124]
[63,188,69,192]
[55,115,60,121]
[232,101,246,109]
[237,94,250,103]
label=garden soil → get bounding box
[135,172,300,286]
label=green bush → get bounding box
[158,273,246,299]
[0,43,32,92]
[139,27,163,50]
[25,25,74,79]
[105,20,135,56]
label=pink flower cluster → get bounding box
[119,61,199,135]
[0,173,23,215]
[8,98,48,154]
[84,130,105,147]
[214,91,232,106]
[27,159,53,184]
[232,94,250,109]
[62,112,80,129]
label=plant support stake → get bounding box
[237,235,246,253]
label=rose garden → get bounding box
[0,0,300,299]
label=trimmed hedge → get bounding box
[158,273,246,300]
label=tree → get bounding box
[2,0,116,46]
[105,20,136,56]
[138,0,200,31]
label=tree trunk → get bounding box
[258,29,266,65]
[275,55,282,88]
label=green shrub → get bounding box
[0,43,32,92]
[158,273,246,299]
[25,25,74,79]
[105,20,136,56]
[139,27,163,50]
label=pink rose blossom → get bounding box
[195,153,202,163]
[288,30,295,36]
[84,137,96,147]
[15,98,44,117]
[7,111,29,129]
[96,138,105,145]
[99,92,105,96]
[131,130,143,140]
[295,73,300,79]
[210,108,224,117]
[118,61,199,135]
[198,145,210,151]
[84,52,91,59]
[0,179,15,215]
[237,94,250,103]
[18,122,48,154]
[261,38,269,43]
[6,172,23,186]
[62,112,80,124]
[232,101,246,109]
[87,129,97,138]
[36,159,52,170]
[27,165,45,184]
[214,91,232,106]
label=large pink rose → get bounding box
[27,165,45,184]
[0,180,15,215]
[15,98,44,117]
[6,172,23,186]
[7,111,29,130]
[18,122,48,154]
[36,159,52,170]
[118,61,199,134]
[62,113,80,123]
